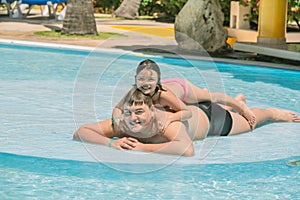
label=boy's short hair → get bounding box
[124,88,153,108]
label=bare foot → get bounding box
[267,108,300,122]
[235,93,246,104]
[225,93,247,111]
[238,97,256,128]
[222,93,247,111]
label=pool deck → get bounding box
[0,13,176,49]
[0,12,299,69]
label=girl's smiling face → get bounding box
[135,69,158,95]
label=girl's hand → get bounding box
[111,137,138,150]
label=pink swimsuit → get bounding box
[161,78,187,101]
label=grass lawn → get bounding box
[34,30,125,40]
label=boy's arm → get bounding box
[130,121,194,156]
[73,119,117,146]
[73,119,139,150]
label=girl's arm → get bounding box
[112,107,123,128]
[112,97,125,120]
[112,88,136,128]
[159,90,192,122]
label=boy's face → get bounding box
[135,69,158,95]
[123,102,153,137]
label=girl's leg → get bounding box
[221,93,246,111]
[185,80,249,112]
[184,80,210,104]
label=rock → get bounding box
[175,0,228,52]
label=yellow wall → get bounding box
[258,0,288,39]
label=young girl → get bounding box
[112,59,256,130]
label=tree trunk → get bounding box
[62,0,98,35]
[113,0,141,19]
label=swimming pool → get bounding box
[1,40,300,199]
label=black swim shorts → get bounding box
[197,102,233,136]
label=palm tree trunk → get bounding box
[113,0,141,19]
[62,0,98,35]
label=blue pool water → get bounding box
[1,152,300,199]
[1,40,300,199]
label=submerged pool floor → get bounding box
[0,79,299,166]
[1,118,299,166]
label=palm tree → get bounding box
[62,0,98,35]
[113,0,141,19]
